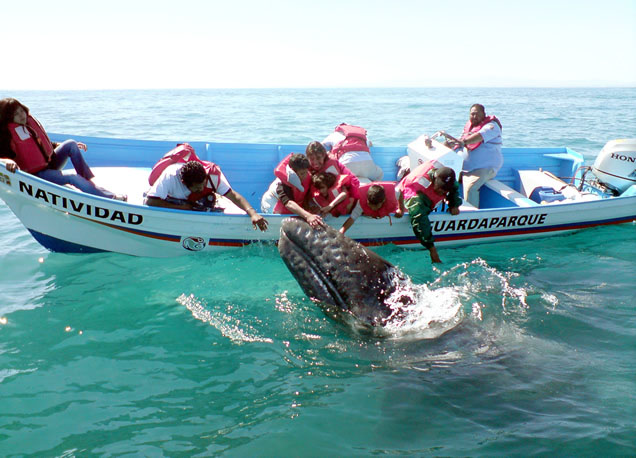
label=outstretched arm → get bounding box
[321,191,348,216]
[340,216,355,234]
[284,200,325,228]
[460,132,483,147]
[224,189,269,231]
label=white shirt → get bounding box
[146,163,231,200]
[462,121,503,173]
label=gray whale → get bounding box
[278,218,414,327]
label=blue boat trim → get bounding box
[68,210,266,247]
[433,214,636,243]
[29,230,107,254]
[355,214,636,246]
[38,205,636,252]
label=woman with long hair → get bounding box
[0,97,124,200]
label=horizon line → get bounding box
[3,85,635,92]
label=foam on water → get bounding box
[177,293,274,344]
[382,282,464,340]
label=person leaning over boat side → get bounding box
[340,181,406,234]
[305,140,361,196]
[260,153,325,228]
[0,98,124,200]
[321,123,384,182]
[310,171,358,217]
[145,161,269,231]
[448,104,503,208]
[397,161,461,263]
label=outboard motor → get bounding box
[592,139,636,194]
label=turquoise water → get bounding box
[1,88,635,456]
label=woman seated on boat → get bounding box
[397,161,461,264]
[321,123,383,182]
[340,181,406,234]
[0,98,124,200]
[145,160,268,231]
[260,153,325,228]
[311,172,359,218]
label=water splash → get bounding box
[176,293,273,344]
[381,278,464,340]
[366,257,539,341]
[431,257,531,314]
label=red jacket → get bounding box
[273,154,312,214]
[329,123,370,159]
[7,115,54,173]
[398,161,446,207]
[149,143,224,203]
[358,182,398,218]
[312,173,358,217]
[461,115,502,151]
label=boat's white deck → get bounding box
[91,167,151,205]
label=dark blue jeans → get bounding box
[36,140,116,198]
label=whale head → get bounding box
[278,218,414,328]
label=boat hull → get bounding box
[1,134,635,257]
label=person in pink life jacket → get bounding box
[448,104,503,208]
[306,140,360,199]
[310,172,358,217]
[305,141,359,186]
[321,123,384,182]
[340,182,406,235]
[146,160,268,231]
[0,98,124,200]
[397,162,462,264]
[260,153,325,229]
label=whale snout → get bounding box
[278,218,412,327]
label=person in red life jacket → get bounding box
[448,104,503,208]
[146,161,268,231]
[306,139,361,196]
[397,162,462,263]
[260,153,325,228]
[305,140,356,180]
[310,172,358,217]
[340,182,406,234]
[321,123,384,182]
[0,98,124,200]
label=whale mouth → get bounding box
[278,219,349,312]
[278,218,406,327]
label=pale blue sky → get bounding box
[2,0,635,89]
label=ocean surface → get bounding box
[0,88,635,456]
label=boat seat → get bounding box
[517,169,570,197]
[90,167,153,205]
[483,179,538,207]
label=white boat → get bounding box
[0,133,634,257]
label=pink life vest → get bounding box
[149,143,224,203]
[398,161,447,207]
[8,116,54,173]
[273,154,312,214]
[461,115,502,151]
[312,173,357,217]
[329,123,370,160]
[358,182,398,218]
